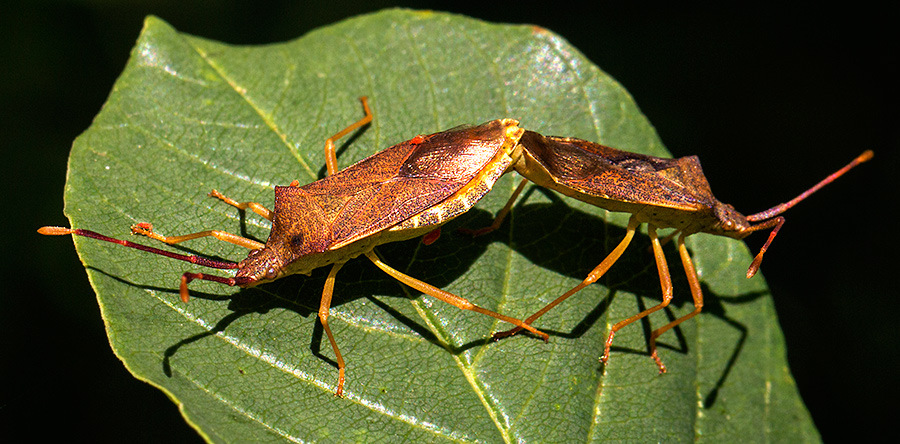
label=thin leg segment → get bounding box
[600,223,674,372]
[458,178,529,237]
[743,150,872,277]
[363,251,548,341]
[647,233,704,372]
[319,262,348,397]
[131,223,264,251]
[179,272,250,303]
[38,226,245,303]
[208,189,273,221]
[493,214,641,339]
[325,97,373,176]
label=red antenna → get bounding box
[744,150,873,278]
[38,226,247,302]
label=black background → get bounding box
[2,1,894,442]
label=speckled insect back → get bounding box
[39,98,546,397]
[478,129,872,372]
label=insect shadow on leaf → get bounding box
[465,185,765,401]
[464,131,869,383]
[40,98,549,397]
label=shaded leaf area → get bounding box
[63,9,818,443]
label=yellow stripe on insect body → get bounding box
[393,149,512,232]
[40,100,544,398]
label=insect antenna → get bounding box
[38,226,248,301]
[743,150,873,278]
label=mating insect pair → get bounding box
[40,97,871,397]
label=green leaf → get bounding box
[62,9,819,443]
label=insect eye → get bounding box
[290,233,304,248]
[265,267,278,280]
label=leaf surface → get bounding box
[63,10,819,443]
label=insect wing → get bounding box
[521,131,717,211]
[303,120,520,247]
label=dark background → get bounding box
[2,1,894,442]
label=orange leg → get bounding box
[647,233,704,372]
[657,229,681,249]
[364,251,548,341]
[208,189,273,221]
[318,262,348,397]
[324,97,373,176]
[599,223,674,371]
[493,215,641,339]
[458,178,529,237]
[131,223,264,251]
